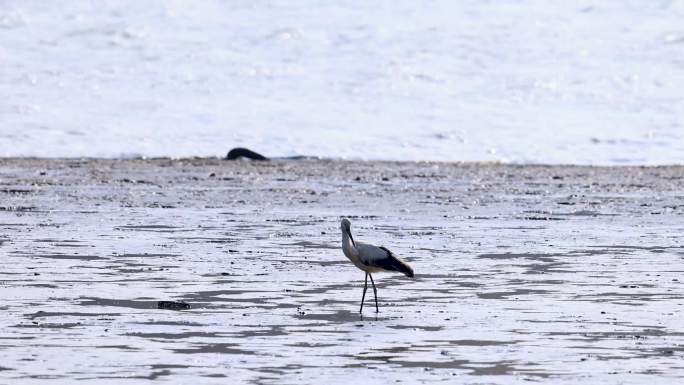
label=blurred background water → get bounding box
[1,0,682,164]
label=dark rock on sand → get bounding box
[225,148,269,161]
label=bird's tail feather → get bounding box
[377,246,414,277]
[388,255,414,278]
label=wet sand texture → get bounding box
[0,158,683,384]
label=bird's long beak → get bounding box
[346,228,355,247]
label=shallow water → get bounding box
[1,2,683,164]
[0,159,683,384]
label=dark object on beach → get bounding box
[157,301,190,310]
[225,147,269,161]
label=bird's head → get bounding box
[340,218,355,246]
[340,218,351,232]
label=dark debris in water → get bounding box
[157,301,191,310]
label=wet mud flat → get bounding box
[0,158,683,384]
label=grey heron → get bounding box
[340,218,414,313]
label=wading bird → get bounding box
[340,218,414,313]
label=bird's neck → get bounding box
[342,231,357,256]
[342,231,351,246]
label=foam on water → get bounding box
[1,0,683,164]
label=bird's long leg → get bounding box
[369,273,379,313]
[360,272,368,313]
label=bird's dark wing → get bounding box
[374,246,414,278]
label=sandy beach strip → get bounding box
[0,158,683,384]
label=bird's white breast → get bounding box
[342,239,374,272]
